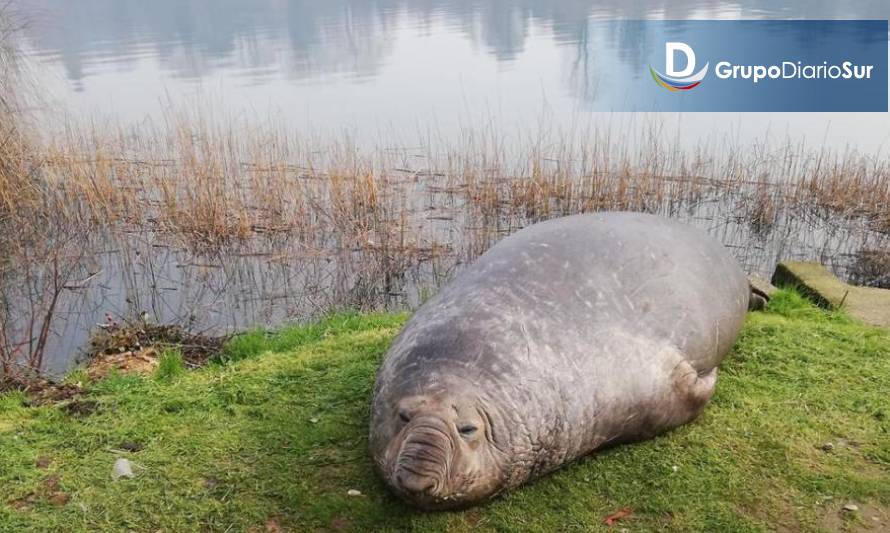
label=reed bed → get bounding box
[15,118,890,249]
[3,114,890,377]
[0,5,32,231]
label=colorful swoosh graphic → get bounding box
[649,63,709,92]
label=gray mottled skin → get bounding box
[369,212,749,509]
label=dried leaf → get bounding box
[265,517,285,532]
[9,493,38,511]
[604,507,633,526]
[47,492,69,506]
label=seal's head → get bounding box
[371,390,508,509]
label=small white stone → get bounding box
[843,503,859,512]
[672,465,679,472]
[347,489,362,497]
[309,417,319,424]
[112,458,135,480]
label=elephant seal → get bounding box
[369,212,749,509]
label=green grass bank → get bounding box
[1,290,888,532]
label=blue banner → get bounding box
[587,20,888,112]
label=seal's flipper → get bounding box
[671,360,717,412]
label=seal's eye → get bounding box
[399,410,411,423]
[458,424,478,437]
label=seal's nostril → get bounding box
[395,470,435,493]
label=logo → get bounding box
[622,21,885,111]
[650,42,709,92]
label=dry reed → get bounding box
[2,106,888,259]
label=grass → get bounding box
[154,350,186,382]
[0,290,888,532]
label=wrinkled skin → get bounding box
[370,379,510,508]
[369,212,750,509]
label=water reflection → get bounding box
[18,1,890,83]
[15,0,890,152]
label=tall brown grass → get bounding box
[17,117,890,248]
[0,5,32,225]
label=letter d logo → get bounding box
[666,42,696,77]
[649,42,709,92]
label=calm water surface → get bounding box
[14,0,890,150]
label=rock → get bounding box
[772,261,890,328]
[346,489,362,497]
[112,458,135,480]
[749,293,768,311]
[843,503,859,512]
[820,442,834,452]
[748,275,778,311]
[749,275,778,297]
